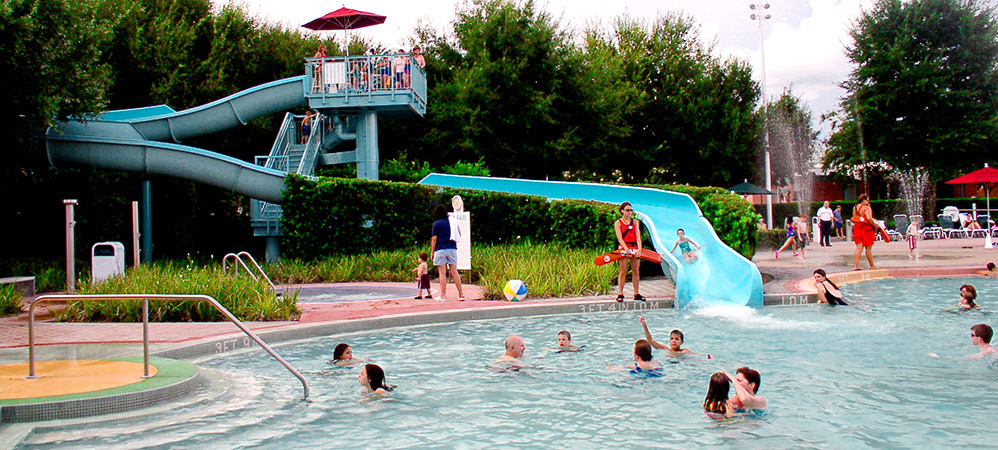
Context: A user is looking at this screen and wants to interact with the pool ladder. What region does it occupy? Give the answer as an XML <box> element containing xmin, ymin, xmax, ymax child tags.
<box><xmin>223</xmin><ymin>251</ymin><xmax>276</xmax><ymax>291</ymax></box>
<box><xmin>26</xmin><ymin>294</ymin><xmax>309</xmax><ymax>400</ymax></box>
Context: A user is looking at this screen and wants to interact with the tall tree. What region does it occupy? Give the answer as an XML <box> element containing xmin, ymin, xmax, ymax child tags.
<box><xmin>826</xmin><ymin>0</ymin><xmax>998</xmax><ymax>180</ymax></box>
<box><xmin>614</xmin><ymin>16</ymin><xmax>761</xmax><ymax>186</ymax></box>
<box><xmin>1</xmin><ymin>0</ymin><xmax>117</xmax><ymax>163</ymax></box>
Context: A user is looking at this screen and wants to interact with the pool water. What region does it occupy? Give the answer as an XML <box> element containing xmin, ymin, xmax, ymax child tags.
<box><xmin>17</xmin><ymin>277</ymin><xmax>998</xmax><ymax>449</ymax></box>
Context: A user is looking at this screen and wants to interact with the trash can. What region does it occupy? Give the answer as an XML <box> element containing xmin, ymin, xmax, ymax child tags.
<box><xmin>812</xmin><ymin>216</ymin><xmax>821</xmax><ymax>243</ymax></box>
<box><xmin>92</xmin><ymin>242</ymin><xmax>125</xmax><ymax>283</ymax></box>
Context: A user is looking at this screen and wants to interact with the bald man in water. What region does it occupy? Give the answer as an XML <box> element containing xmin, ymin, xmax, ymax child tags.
<box><xmin>497</xmin><ymin>335</ymin><xmax>526</xmax><ymax>367</ymax></box>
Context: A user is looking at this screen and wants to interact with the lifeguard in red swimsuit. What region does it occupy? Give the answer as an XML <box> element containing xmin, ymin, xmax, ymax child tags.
<box><xmin>614</xmin><ymin>202</ymin><xmax>646</xmax><ymax>302</ymax></box>
<box><xmin>851</xmin><ymin>194</ymin><xmax>881</xmax><ymax>270</ymax></box>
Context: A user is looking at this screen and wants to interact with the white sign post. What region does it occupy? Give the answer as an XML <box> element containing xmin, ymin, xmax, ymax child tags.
<box><xmin>450</xmin><ymin>195</ymin><xmax>472</xmax><ymax>272</ymax></box>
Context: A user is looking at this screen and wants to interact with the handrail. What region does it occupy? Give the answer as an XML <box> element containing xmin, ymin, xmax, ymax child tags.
<box><xmin>27</xmin><ymin>294</ymin><xmax>309</xmax><ymax>400</ymax></box>
<box><xmin>222</xmin><ymin>252</ymin><xmax>276</xmax><ymax>291</ymax></box>
<box><xmin>223</xmin><ymin>253</ymin><xmax>258</xmax><ymax>281</ymax></box>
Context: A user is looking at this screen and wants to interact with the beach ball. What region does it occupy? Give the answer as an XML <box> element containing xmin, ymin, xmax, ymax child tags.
<box><xmin>503</xmin><ymin>279</ymin><xmax>528</xmax><ymax>301</ymax></box>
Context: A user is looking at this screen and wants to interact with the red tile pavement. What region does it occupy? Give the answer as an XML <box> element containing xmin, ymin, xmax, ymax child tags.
<box><xmin>0</xmin><ymin>282</ymin><xmax>642</xmax><ymax>348</ymax></box>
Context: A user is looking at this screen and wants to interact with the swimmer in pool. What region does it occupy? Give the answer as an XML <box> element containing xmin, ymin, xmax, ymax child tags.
<box><xmin>496</xmin><ymin>335</ymin><xmax>527</xmax><ymax>368</ymax></box>
<box><xmin>984</xmin><ymin>262</ymin><xmax>997</xmax><ymax>278</ymax></box>
<box><xmin>703</xmin><ymin>372</ymin><xmax>735</xmax><ymax>419</ymax></box>
<box><xmin>556</xmin><ymin>330</ymin><xmax>581</xmax><ymax>352</ymax></box>
<box><xmin>969</xmin><ymin>324</ymin><xmax>997</xmax><ymax>358</ymax></box>
<box><xmin>638</xmin><ymin>316</ymin><xmax>711</xmax><ymax>358</ymax></box>
<box><xmin>813</xmin><ymin>269</ymin><xmax>848</xmax><ymax>305</ymax></box>
<box><xmin>328</xmin><ymin>343</ymin><xmax>370</xmax><ymax>366</ymax></box>
<box><xmin>954</xmin><ymin>284</ymin><xmax>980</xmax><ymax>310</ymax></box>
<box><xmin>609</xmin><ymin>339</ymin><xmax>661</xmax><ymax>372</ymax></box>
<box><xmin>670</xmin><ymin>228</ymin><xmax>702</xmax><ymax>263</ymax></box>
<box><xmin>359</xmin><ymin>363</ymin><xmax>395</xmax><ymax>397</ymax></box>
<box><xmin>723</xmin><ymin>367</ymin><xmax>767</xmax><ymax>411</ymax></box>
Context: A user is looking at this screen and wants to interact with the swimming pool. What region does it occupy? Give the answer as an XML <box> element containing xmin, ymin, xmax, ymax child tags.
<box><xmin>15</xmin><ymin>277</ymin><xmax>998</xmax><ymax>449</ymax></box>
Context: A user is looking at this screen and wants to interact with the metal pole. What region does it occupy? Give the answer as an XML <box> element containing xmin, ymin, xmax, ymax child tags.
<box><xmin>141</xmin><ymin>180</ymin><xmax>152</xmax><ymax>264</ymax></box>
<box><xmin>64</xmin><ymin>199</ymin><xmax>77</xmax><ymax>292</ymax></box>
<box><xmin>751</xmin><ymin>4</ymin><xmax>774</xmax><ymax>229</ymax></box>
<box><xmin>132</xmin><ymin>201</ymin><xmax>141</xmax><ymax>267</ymax></box>
<box><xmin>143</xmin><ymin>298</ymin><xmax>150</xmax><ymax>377</ymax></box>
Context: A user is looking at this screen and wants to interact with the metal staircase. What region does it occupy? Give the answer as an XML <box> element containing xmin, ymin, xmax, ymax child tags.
<box><xmin>250</xmin><ymin>112</ymin><xmax>323</xmax><ymax>237</ymax></box>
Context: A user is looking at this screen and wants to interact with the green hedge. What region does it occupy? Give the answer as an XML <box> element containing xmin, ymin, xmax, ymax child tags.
<box><xmin>282</xmin><ymin>176</ymin><xmax>620</xmax><ymax>259</ymax></box>
<box><xmin>283</xmin><ymin>176</ymin><xmax>758</xmax><ymax>260</ymax></box>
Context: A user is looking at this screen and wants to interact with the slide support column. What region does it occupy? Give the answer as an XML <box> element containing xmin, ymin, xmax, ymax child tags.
<box><xmin>355</xmin><ymin>110</ymin><xmax>379</xmax><ymax>180</ymax></box>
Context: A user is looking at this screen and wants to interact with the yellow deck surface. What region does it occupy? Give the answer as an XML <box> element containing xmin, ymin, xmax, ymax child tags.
<box><xmin>0</xmin><ymin>360</ymin><xmax>157</xmax><ymax>400</ymax></box>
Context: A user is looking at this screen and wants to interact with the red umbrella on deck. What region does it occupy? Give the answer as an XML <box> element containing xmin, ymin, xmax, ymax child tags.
<box><xmin>302</xmin><ymin>7</ymin><xmax>386</xmax><ymax>56</ymax></box>
<box><xmin>945</xmin><ymin>164</ymin><xmax>998</xmax><ymax>247</ymax></box>
<box><xmin>944</xmin><ymin>164</ymin><xmax>998</xmax><ymax>185</ymax></box>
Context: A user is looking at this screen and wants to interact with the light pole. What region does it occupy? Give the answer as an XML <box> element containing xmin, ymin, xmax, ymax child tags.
<box><xmin>750</xmin><ymin>3</ymin><xmax>773</xmax><ymax>229</ymax></box>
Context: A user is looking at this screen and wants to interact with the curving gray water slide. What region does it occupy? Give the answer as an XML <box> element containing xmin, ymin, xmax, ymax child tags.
<box><xmin>44</xmin><ymin>76</ymin><xmax>308</xmax><ymax>203</ymax></box>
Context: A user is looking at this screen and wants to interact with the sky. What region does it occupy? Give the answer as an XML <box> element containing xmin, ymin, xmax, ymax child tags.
<box><xmin>220</xmin><ymin>0</ymin><xmax>876</xmax><ymax>134</ymax></box>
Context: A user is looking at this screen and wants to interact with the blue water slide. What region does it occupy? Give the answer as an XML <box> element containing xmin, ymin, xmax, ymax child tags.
<box><xmin>418</xmin><ymin>174</ymin><xmax>763</xmax><ymax>308</ymax></box>
<box><xmin>43</xmin><ymin>77</ymin><xmax>310</xmax><ymax>203</ymax></box>
<box><xmin>120</xmin><ymin>76</ymin><xmax>308</xmax><ymax>142</ymax></box>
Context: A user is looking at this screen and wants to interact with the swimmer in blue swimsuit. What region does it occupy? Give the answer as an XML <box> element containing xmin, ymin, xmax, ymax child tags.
<box><xmin>670</xmin><ymin>228</ymin><xmax>702</xmax><ymax>263</ymax></box>
<box><xmin>609</xmin><ymin>339</ymin><xmax>662</xmax><ymax>372</ymax></box>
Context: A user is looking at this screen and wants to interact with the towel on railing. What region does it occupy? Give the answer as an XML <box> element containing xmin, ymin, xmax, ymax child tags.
<box><xmin>323</xmin><ymin>62</ymin><xmax>346</xmax><ymax>90</ymax></box>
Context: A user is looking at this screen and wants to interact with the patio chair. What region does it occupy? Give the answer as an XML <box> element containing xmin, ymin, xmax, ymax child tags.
<box><xmin>938</xmin><ymin>214</ymin><xmax>967</xmax><ymax>239</ymax></box>
<box><xmin>893</xmin><ymin>214</ymin><xmax>909</xmax><ymax>241</ymax></box>
<box><xmin>911</xmin><ymin>215</ymin><xmax>941</xmax><ymax>240</ymax></box>
<box><xmin>969</xmin><ymin>216</ymin><xmax>993</xmax><ymax>238</ymax></box>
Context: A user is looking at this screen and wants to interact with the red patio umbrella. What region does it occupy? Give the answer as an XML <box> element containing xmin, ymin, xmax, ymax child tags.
<box><xmin>302</xmin><ymin>7</ymin><xmax>387</xmax><ymax>57</ymax></box>
<box><xmin>945</xmin><ymin>163</ymin><xmax>998</xmax><ymax>247</ymax></box>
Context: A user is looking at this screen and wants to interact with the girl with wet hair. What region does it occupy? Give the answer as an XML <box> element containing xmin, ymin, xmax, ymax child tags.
<box><xmin>704</xmin><ymin>372</ymin><xmax>734</xmax><ymax>419</ymax></box>
<box><xmin>329</xmin><ymin>343</ymin><xmax>369</xmax><ymax>366</ymax></box>
<box><xmin>813</xmin><ymin>269</ymin><xmax>848</xmax><ymax>305</ymax></box>
<box><xmin>359</xmin><ymin>363</ymin><xmax>395</xmax><ymax>396</ymax></box>
<box><xmin>956</xmin><ymin>284</ymin><xmax>979</xmax><ymax>310</ymax></box>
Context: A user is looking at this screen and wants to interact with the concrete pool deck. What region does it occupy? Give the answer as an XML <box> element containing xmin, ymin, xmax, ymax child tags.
<box><xmin>0</xmin><ymin>236</ymin><xmax>994</xmax><ymax>410</ymax></box>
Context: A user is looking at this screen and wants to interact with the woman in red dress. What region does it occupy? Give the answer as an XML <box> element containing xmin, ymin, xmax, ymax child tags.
<box><xmin>851</xmin><ymin>194</ymin><xmax>882</xmax><ymax>270</ymax></box>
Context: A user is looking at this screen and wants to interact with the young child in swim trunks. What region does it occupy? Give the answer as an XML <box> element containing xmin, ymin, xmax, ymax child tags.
<box><xmin>905</xmin><ymin>221</ymin><xmax>919</xmax><ymax>259</ymax></box>
<box><xmin>670</xmin><ymin>228</ymin><xmax>702</xmax><ymax>263</ymax></box>
<box><xmin>638</xmin><ymin>316</ymin><xmax>711</xmax><ymax>358</ymax></box>
<box><xmin>412</xmin><ymin>252</ymin><xmax>431</xmax><ymax>299</ymax></box>
<box><xmin>556</xmin><ymin>330</ymin><xmax>581</xmax><ymax>352</ymax></box>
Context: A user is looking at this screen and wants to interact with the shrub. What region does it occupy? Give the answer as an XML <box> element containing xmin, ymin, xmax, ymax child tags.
<box><xmin>756</xmin><ymin>229</ymin><xmax>789</xmax><ymax>250</ymax></box>
<box><xmin>281</xmin><ymin>176</ymin><xmax>620</xmax><ymax>260</ymax></box>
<box><xmin>0</xmin><ymin>284</ymin><xmax>22</xmax><ymax>316</ymax></box>
<box><xmin>0</xmin><ymin>258</ymin><xmax>65</xmax><ymax>293</ymax></box>
<box><xmin>56</xmin><ymin>262</ymin><xmax>299</xmax><ymax>322</ymax></box>
<box><xmin>380</xmin><ymin>152</ymin><xmax>433</xmax><ymax>182</ymax></box>
<box><xmin>267</xmin><ymin>243</ymin><xmax>615</xmax><ymax>300</ymax></box>
<box><xmin>441</xmin><ymin>159</ymin><xmax>491</xmax><ymax>177</ymax></box>
<box><xmin>283</xmin><ymin>176</ymin><xmax>758</xmax><ymax>260</ymax></box>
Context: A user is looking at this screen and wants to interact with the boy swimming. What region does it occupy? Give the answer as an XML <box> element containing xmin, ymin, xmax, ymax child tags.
<box><xmin>556</xmin><ymin>330</ymin><xmax>581</xmax><ymax>352</ymax></box>
<box><xmin>638</xmin><ymin>316</ymin><xmax>711</xmax><ymax>358</ymax></box>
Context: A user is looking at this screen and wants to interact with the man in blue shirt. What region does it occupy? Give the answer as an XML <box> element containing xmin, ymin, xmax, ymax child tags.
<box><xmin>430</xmin><ymin>205</ymin><xmax>465</xmax><ymax>301</ymax></box>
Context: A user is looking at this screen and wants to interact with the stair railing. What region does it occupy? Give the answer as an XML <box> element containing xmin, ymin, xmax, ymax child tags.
<box><xmin>27</xmin><ymin>294</ymin><xmax>309</xmax><ymax>400</ymax></box>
